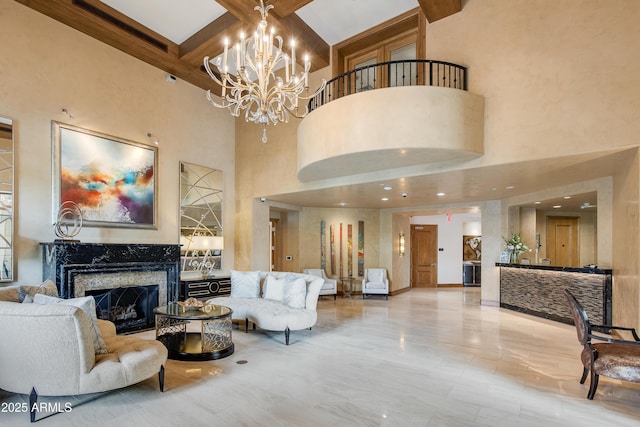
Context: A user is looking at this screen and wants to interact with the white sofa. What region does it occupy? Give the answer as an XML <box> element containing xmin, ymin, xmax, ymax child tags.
<box><xmin>303</xmin><ymin>268</ymin><xmax>337</xmax><ymax>299</ymax></box>
<box><xmin>362</xmin><ymin>268</ymin><xmax>389</xmax><ymax>299</ymax></box>
<box><xmin>207</xmin><ymin>271</ymin><xmax>323</xmax><ymax>345</ymax></box>
<box><xmin>0</xmin><ymin>285</ymin><xmax>167</xmax><ymax>422</ymax></box>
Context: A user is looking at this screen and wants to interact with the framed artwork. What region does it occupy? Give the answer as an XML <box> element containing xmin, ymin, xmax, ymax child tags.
<box><xmin>463</xmin><ymin>235</ymin><xmax>481</xmax><ymax>261</ymax></box>
<box><xmin>52</xmin><ymin>122</ymin><xmax>157</xmax><ymax>229</ymax></box>
<box><xmin>500</xmin><ymin>251</ymin><xmax>511</xmax><ymax>263</ymax></box>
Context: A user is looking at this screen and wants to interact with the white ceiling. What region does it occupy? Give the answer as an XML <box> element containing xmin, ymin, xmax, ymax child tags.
<box><xmin>100</xmin><ymin>0</ymin><xmax>419</xmax><ymax>46</ymax></box>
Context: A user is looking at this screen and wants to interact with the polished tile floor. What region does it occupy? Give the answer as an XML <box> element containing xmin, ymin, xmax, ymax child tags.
<box><xmin>2</xmin><ymin>288</ymin><xmax>640</xmax><ymax>426</ymax></box>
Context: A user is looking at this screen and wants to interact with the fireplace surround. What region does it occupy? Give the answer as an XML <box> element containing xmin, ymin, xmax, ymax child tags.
<box><xmin>41</xmin><ymin>242</ymin><xmax>180</xmax><ymax>333</ymax></box>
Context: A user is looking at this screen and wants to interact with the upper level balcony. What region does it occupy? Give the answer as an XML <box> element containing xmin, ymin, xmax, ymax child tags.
<box><xmin>297</xmin><ymin>60</ymin><xmax>485</xmax><ymax>182</ymax></box>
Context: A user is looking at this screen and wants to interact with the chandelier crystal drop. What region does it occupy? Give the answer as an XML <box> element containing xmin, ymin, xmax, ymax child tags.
<box><xmin>204</xmin><ymin>0</ymin><xmax>326</xmax><ymax>143</ymax></box>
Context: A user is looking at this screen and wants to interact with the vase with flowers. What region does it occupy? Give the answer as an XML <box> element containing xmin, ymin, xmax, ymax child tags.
<box><xmin>503</xmin><ymin>233</ymin><xmax>529</xmax><ymax>264</ymax></box>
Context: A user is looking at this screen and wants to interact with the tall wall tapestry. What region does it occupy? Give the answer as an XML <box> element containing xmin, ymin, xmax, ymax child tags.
<box><xmin>339</xmin><ymin>223</ymin><xmax>344</xmax><ymax>278</ymax></box>
<box><xmin>330</xmin><ymin>224</ymin><xmax>336</xmax><ymax>275</ymax></box>
<box><xmin>358</xmin><ymin>221</ymin><xmax>364</xmax><ymax>276</ymax></box>
<box><xmin>347</xmin><ymin>224</ymin><xmax>353</xmax><ymax>277</ymax></box>
<box><xmin>463</xmin><ymin>235</ymin><xmax>482</xmax><ymax>261</ymax></box>
<box><xmin>52</xmin><ymin>122</ymin><xmax>157</xmax><ymax>229</ymax></box>
<box><xmin>320</xmin><ymin>220</ymin><xmax>326</xmax><ymax>270</ymax></box>
<box><xmin>324</xmin><ymin>221</ymin><xmax>365</xmax><ymax>277</ymax></box>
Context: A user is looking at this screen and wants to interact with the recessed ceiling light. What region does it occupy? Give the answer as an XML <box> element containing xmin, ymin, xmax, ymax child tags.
<box><xmin>506</xmin><ymin>186</ymin><xmax>515</xmax><ymax>190</ymax></box>
<box><xmin>339</xmin><ymin>202</ymin><xmax>346</xmax><ymax>206</ymax></box>
<box><xmin>381</xmin><ymin>197</ymin><xmax>389</xmax><ymax>201</ymax></box>
<box><xmin>383</xmin><ymin>186</ymin><xmax>392</xmax><ymax>191</ymax></box>
<box><xmin>436</xmin><ymin>192</ymin><xmax>445</xmax><ymax>196</ymax></box>
<box><xmin>553</xmin><ymin>205</ymin><xmax>562</xmax><ymax>209</ymax></box>
<box><xmin>563</xmin><ymin>196</ymin><xmax>572</xmax><ymax>199</ymax></box>
<box><xmin>534</xmin><ymin>201</ymin><xmax>541</xmax><ymax>204</ymax></box>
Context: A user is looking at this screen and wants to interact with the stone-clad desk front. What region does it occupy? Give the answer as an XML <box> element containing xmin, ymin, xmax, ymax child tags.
<box><xmin>497</xmin><ymin>263</ymin><xmax>612</xmax><ymax>325</ymax></box>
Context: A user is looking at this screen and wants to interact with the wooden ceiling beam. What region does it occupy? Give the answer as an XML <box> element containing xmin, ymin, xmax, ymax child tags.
<box><xmin>417</xmin><ymin>0</ymin><xmax>462</xmax><ymax>23</ymax></box>
<box><xmin>215</xmin><ymin>0</ymin><xmax>329</xmax><ymax>70</ymax></box>
<box><xmin>179</xmin><ymin>12</ymin><xmax>248</xmax><ymax>67</ymax></box>
<box><xmin>269</xmin><ymin>0</ymin><xmax>314</xmax><ymax>17</ymax></box>
<box><xmin>15</xmin><ymin>0</ymin><xmax>217</xmax><ymax>91</ymax></box>
<box><xmin>16</xmin><ymin>0</ymin><xmax>329</xmax><ymax>93</ymax></box>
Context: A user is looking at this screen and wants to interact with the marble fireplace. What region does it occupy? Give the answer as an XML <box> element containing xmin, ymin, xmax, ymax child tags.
<box><xmin>41</xmin><ymin>242</ymin><xmax>180</xmax><ymax>333</ymax></box>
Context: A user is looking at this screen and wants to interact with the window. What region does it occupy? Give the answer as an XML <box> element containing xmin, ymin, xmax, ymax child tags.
<box><xmin>332</xmin><ymin>8</ymin><xmax>426</xmax><ymax>80</ymax></box>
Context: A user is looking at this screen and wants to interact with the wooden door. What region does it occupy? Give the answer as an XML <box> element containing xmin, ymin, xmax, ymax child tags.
<box><xmin>411</xmin><ymin>224</ymin><xmax>438</xmax><ymax>287</ymax></box>
<box><xmin>269</xmin><ymin>219</ymin><xmax>280</xmax><ymax>272</ymax></box>
<box><xmin>546</xmin><ymin>217</ymin><xmax>579</xmax><ymax>267</ymax></box>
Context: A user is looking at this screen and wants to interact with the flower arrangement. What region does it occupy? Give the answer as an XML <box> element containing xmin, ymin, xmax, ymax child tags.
<box><xmin>503</xmin><ymin>233</ymin><xmax>529</xmax><ymax>262</ymax></box>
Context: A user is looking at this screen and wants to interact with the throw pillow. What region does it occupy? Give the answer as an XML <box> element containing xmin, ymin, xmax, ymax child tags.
<box><xmin>18</xmin><ymin>279</ymin><xmax>58</xmax><ymax>303</ymax></box>
<box><xmin>33</xmin><ymin>294</ymin><xmax>108</xmax><ymax>355</ymax></box>
<box><xmin>230</xmin><ymin>270</ymin><xmax>261</xmax><ymax>298</ymax></box>
<box><xmin>283</xmin><ymin>277</ymin><xmax>307</xmax><ymax>309</ymax></box>
<box><xmin>0</xmin><ymin>286</ymin><xmax>20</xmax><ymax>302</ymax></box>
<box><xmin>263</xmin><ymin>274</ymin><xmax>286</xmax><ymax>302</ymax></box>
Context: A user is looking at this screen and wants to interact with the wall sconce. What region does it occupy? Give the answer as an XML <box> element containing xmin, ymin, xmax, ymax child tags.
<box><xmin>399</xmin><ymin>233</ymin><xmax>405</xmax><ymax>256</ymax></box>
<box><xmin>146</xmin><ymin>132</ymin><xmax>160</xmax><ymax>145</ymax></box>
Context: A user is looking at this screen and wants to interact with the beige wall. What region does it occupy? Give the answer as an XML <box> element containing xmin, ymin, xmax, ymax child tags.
<box><xmin>390</xmin><ymin>212</ymin><xmax>411</xmax><ymax>293</ymax></box>
<box><xmin>0</xmin><ymin>2</ymin><xmax>235</xmax><ymax>284</ymax></box>
<box><xmin>298</xmin><ymin>207</ymin><xmax>380</xmax><ymax>292</ymax></box>
<box><xmin>534</xmin><ymin>210</ymin><xmax>597</xmax><ymax>265</ymax></box>
<box><xmin>612</xmin><ymin>152</ymin><xmax>640</xmax><ymax>328</ymax></box>
<box><xmin>426</xmin><ymin>0</ymin><xmax>640</xmax><ymax>164</ymax></box>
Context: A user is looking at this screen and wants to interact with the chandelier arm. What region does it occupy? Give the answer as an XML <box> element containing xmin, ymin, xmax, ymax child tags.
<box><xmin>204</xmin><ymin>0</ymin><xmax>325</xmax><ymax>142</ymax></box>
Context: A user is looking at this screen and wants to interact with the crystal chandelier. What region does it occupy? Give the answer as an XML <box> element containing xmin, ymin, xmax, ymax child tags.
<box><xmin>203</xmin><ymin>0</ymin><xmax>325</xmax><ymax>143</ymax></box>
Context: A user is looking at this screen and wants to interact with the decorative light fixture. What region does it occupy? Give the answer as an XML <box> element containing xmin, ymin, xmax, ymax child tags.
<box><xmin>399</xmin><ymin>233</ymin><xmax>405</xmax><ymax>256</ymax></box>
<box><xmin>203</xmin><ymin>0</ymin><xmax>325</xmax><ymax>143</ymax></box>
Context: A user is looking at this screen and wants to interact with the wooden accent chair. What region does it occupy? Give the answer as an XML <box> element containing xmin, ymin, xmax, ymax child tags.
<box><xmin>564</xmin><ymin>289</ymin><xmax>640</xmax><ymax>399</ymax></box>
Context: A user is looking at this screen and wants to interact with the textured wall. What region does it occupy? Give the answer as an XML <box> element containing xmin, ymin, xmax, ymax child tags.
<box><xmin>500</xmin><ymin>267</ymin><xmax>611</xmax><ymax>325</ymax></box>
<box><xmin>0</xmin><ymin>2</ymin><xmax>235</xmax><ymax>284</ymax></box>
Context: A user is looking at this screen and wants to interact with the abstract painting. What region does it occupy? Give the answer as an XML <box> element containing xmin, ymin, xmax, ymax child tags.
<box><xmin>320</xmin><ymin>220</ymin><xmax>326</xmax><ymax>270</ymax></box>
<box><xmin>358</xmin><ymin>221</ymin><xmax>364</xmax><ymax>276</ymax></box>
<box><xmin>53</xmin><ymin>122</ymin><xmax>157</xmax><ymax>228</ymax></box>
<box><xmin>347</xmin><ymin>224</ymin><xmax>353</xmax><ymax>277</ymax></box>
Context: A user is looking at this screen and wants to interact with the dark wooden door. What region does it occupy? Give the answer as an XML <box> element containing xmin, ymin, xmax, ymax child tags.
<box><xmin>411</xmin><ymin>224</ymin><xmax>438</xmax><ymax>287</ymax></box>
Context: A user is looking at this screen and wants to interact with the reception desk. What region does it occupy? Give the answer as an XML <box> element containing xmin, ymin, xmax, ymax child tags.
<box><xmin>497</xmin><ymin>263</ymin><xmax>612</xmax><ymax>325</ymax></box>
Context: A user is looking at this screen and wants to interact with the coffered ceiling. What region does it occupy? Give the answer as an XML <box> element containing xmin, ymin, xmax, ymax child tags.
<box><xmin>15</xmin><ymin>0</ymin><xmax>462</xmax><ymax>92</ymax></box>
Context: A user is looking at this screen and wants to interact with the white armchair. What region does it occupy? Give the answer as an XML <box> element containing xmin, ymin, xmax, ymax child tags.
<box><xmin>303</xmin><ymin>268</ymin><xmax>337</xmax><ymax>300</ymax></box>
<box><xmin>0</xmin><ymin>299</ymin><xmax>167</xmax><ymax>422</ymax></box>
<box><xmin>362</xmin><ymin>268</ymin><xmax>389</xmax><ymax>299</ymax></box>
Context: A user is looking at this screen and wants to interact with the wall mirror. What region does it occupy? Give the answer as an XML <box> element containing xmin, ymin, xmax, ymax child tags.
<box><xmin>0</xmin><ymin>117</ymin><xmax>13</xmax><ymax>281</ymax></box>
<box><xmin>180</xmin><ymin>162</ymin><xmax>223</xmax><ymax>278</ymax></box>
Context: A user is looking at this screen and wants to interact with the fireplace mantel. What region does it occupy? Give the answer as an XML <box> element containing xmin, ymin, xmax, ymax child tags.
<box><xmin>41</xmin><ymin>242</ymin><xmax>180</xmax><ymax>303</ymax></box>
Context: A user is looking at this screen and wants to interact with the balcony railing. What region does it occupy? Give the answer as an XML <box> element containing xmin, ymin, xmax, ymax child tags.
<box><xmin>308</xmin><ymin>59</ymin><xmax>467</xmax><ymax>112</ymax></box>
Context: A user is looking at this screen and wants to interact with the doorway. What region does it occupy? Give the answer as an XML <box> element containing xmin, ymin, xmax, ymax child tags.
<box><xmin>269</xmin><ymin>219</ymin><xmax>280</xmax><ymax>272</ymax></box>
<box><xmin>546</xmin><ymin>216</ymin><xmax>580</xmax><ymax>267</ymax></box>
<box><xmin>411</xmin><ymin>224</ymin><xmax>438</xmax><ymax>287</ymax></box>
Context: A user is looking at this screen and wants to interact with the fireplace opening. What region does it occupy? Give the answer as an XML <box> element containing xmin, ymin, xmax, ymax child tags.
<box><xmin>87</xmin><ymin>285</ymin><xmax>159</xmax><ymax>334</ymax></box>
